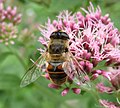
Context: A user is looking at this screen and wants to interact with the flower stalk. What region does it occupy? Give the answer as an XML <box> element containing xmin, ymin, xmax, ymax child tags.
<box><xmin>7</xmin><ymin>45</ymin><xmax>27</xmax><ymax>69</ymax></box>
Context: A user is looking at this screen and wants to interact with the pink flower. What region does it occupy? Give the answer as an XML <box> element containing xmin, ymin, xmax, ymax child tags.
<box><xmin>108</xmin><ymin>66</ymin><xmax>120</xmax><ymax>90</ymax></box>
<box><xmin>101</xmin><ymin>71</ymin><xmax>112</xmax><ymax>81</ymax></box>
<box><xmin>61</xmin><ymin>88</ymin><xmax>70</xmax><ymax>96</ymax></box>
<box><xmin>38</xmin><ymin>2</ymin><xmax>120</xmax><ymax>97</ymax></box>
<box><xmin>72</xmin><ymin>88</ymin><xmax>81</xmax><ymax>94</ymax></box>
<box><xmin>96</xmin><ymin>83</ymin><xmax>113</xmax><ymax>93</ymax></box>
<box><xmin>39</xmin><ymin>3</ymin><xmax>120</xmax><ymax>65</ymax></box>
<box><xmin>99</xmin><ymin>99</ymin><xmax>120</xmax><ymax>108</ymax></box>
<box><xmin>0</xmin><ymin>2</ymin><xmax>21</xmax><ymax>45</ymax></box>
<box><xmin>42</xmin><ymin>73</ymin><xmax>50</xmax><ymax>80</ymax></box>
<box><xmin>48</xmin><ymin>83</ymin><xmax>61</xmax><ymax>89</ymax></box>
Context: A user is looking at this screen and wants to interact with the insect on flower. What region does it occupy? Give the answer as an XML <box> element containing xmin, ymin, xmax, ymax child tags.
<box><xmin>20</xmin><ymin>30</ymin><xmax>90</xmax><ymax>87</ymax></box>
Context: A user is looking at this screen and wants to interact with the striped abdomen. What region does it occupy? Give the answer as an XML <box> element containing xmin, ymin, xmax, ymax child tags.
<box><xmin>47</xmin><ymin>62</ymin><xmax>67</xmax><ymax>85</ymax></box>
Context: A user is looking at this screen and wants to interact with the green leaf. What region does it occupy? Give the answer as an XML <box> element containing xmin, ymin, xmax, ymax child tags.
<box><xmin>0</xmin><ymin>74</ymin><xmax>20</xmax><ymax>90</ymax></box>
<box><xmin>30</xmin><ymin>0</ymin><xmax>51</xmax><ymax>7</ymax></box>
<box><xmin>49</xmin><ymin>0</ymin><xmax>82</xmax><ymax>13</ymax></box>
<box><xmin>81</xmin><ymin>90</ymin><xmax>86</xmax><ymax>95</ymax></box>
<box><xmin>93</xmin><ymin>60</ymin><xmax>107</xmax><ymax>70</ymax></box>
<box><xmin>0</xmin><ymin>52</ymin><xmax>13</xmax><ymax>65</ymax></box>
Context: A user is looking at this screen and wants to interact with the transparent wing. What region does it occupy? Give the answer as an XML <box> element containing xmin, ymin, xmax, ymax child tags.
<box><xmin>62</xmin><ymin>52</ymin><xmax>91</xmax><ymax>87</ymax></box>
<box><xmin>20</xmin><ymin>53</ymin><xmax>46</xmax><ymax>87</ymax></box>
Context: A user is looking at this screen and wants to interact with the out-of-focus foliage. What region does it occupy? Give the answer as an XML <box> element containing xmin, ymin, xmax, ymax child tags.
<box><xmin>0</xmin><ymin>0</ymin><xmax>120</xmax><ymax>108</ymax></box>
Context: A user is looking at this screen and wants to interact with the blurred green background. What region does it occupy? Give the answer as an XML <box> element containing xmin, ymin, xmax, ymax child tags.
<box><xmin>0</xmin><ymin>0</ymin><xmax>120</xmax><ymax>108</ymax></box>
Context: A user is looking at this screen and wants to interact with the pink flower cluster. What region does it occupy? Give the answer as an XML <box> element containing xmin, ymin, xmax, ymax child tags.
<box><xmin>38</xmin><ymin>2</ymin><xmax>120</xmax><ymax>106</ymax></box>
<box><xmin>0</xmin><ymin>2</ymin><xmax>21</xmax><ymax>45</ymax></box>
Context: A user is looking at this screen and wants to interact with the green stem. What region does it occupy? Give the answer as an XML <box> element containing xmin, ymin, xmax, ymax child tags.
<box><xmin>6</xmin><ymin>45</ymin><xmax>27</xmax><ymax>69</ymax></box>
<box><xmin>80</xmin><ymin>83</ymin><xmax>100</xmax><ymax>106</ymax></box>
<box><xmin>116</xmin><ymin>90</ymin><xmax>120</xmax><ymax>105</ymax></box>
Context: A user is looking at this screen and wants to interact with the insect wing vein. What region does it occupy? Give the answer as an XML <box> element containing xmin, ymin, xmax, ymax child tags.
<box><xmin>63</xmin><ymin>52</ymin><xmax>91</xmax><ymax>87</ymax></box>
<box><xmin>20</xmin><ymin>54</ymin><xmax>46</xmax><ymax>87</ymax></box>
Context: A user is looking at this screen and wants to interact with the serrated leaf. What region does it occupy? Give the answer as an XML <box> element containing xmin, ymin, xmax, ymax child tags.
<box><xmin>0</xmin><ymin>74</ymin><xmax>20</xmax><ymax>90</ymax></box>
<box><xmin>0</xmin><ymin>52</ymin><xmax>13</xmax><ymax>64</ymax></box>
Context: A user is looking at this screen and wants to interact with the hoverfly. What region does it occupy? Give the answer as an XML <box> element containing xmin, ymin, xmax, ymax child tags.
<box><xmin>20</xmin><ymin>30</ymin><xmax>90</xmax><ymax>87</ymax></box>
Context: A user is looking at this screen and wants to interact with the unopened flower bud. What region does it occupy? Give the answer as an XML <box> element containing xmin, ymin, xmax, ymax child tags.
<box><xmin>111</xmin><ymin>72</ymin><xmax>120</xmax><ymax>90</ymax></box>
<box><xmin>96</xmin><ymin>70</ymin><xmax>102</xmax><ymax>74</ymax></box>
<box><xmin>76</xmin><ymin>12</ymin><xmax>84</xmax><ymax>21</ymax></box>
<box><xmin>61</xmin><ymin>88</ymin><xmax>69</xmax><ymax>96</ymax></box>
<box><xmin>91</xmin><ymin>73</ymin><xmax>99</xmax><ymax>80</ymax></box>
<box><xmin>17</xmin><ymin>14</ymin><xmax>22</xmax><ymax>20</ymax></box>
<box><xmin>92</xmin><ymin>59</ymin><xmax>100</xmax><ymax>67</ymax></box>
<box><xmin>95</xmin><ymin>11</ymin><xmax>101</xmax><ymax>20</ymax></box>
<box><xmin>7</xmin><ymin>14</ymin><xmax>12</xmax><ymax>20</ymax></box>
<box><xmin>7</xmin><ymin>6</ymin><xmax>11</xmax><ymax>12</ymax></box>
<box><xmin>85</xmin><ymin>61</ymin><xmax>93</xmax><ymax>72</ymax></box>
<box><xmin>79</xmin><ymin>61</ymin><xmax>85</xmax><ymax>67</ymax></box>
<box><xmin>3</xmin><ymin>10</ymin><xmax>7</xmax><ymax>16</ymax></box>
<box><xmin>42</xmin><ymin>73</ymin><xmax>50</xmax><ymax>80</ymax></box>
<box><xmin>48</xmin><ymin>83</ymin><xmax>61</xmax><ymax>89</ymax></box>
<box><xmin>101</xmin><ymin>71</ymin><xmax>111</xmax><ymax>81</ymax></box>
<box><xmin>96</xmin><ymin>83</ymin><xmax>113</xmax><ymax>93</ymax></box>
<box><xmin>101</xmin><ymin>14</ymin><xmax>110</xmax><ymax>25</ymax></box>
<box><xmin>86</xmin><ymin>53</ymin><xmax>91</xmax><ymax>60</ymax></box>
<box><xmin>53</xmin><ymin>20</ymin><xmax>58</xmax><ymax>26</ymax></box>
<box><xmin>84</xmin><ymin>75</ymin><xmax>90</xmax><ymax>81</ymax></box>
<box><xmin>72</xmin><ymin>88</ymin><xmax>81</xmax><ymax>94</ymax></box>
<box><xmin>13</xmin><ymin>14</ymin><xmax>22</xmax><ymax>24</ymax></box>
<box><xmin>11</xmin><ymin>7</ymin><xmax>17</xmax><ymax>16</ymax></box>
